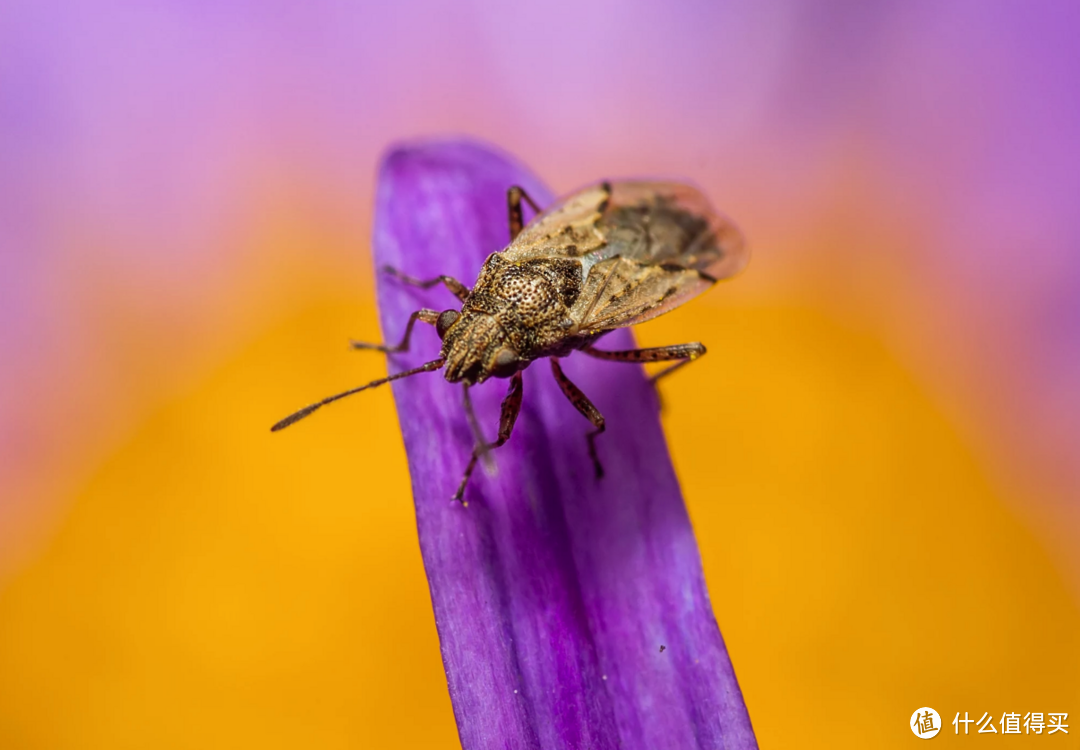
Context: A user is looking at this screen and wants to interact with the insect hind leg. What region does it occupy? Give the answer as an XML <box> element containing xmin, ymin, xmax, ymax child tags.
<box><xmin>350</xmin><ymin>308</ymin><xmax>439</xmax><ymax>354</ymax></box>
<box><xmin>550</xmin><ymin>358</ymin><xmax>606</xmax><ymax>479</ymax></box>
<box><xmin>583</xmin><ymin>342</ymin><xmax>706</xmax><ymax>383</ymax></box>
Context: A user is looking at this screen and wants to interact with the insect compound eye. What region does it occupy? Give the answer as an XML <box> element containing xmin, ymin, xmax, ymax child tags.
<box><xmin>491</xmin><ymin>347</ymin><xmax>519</xmax><ymax>378</ymax></box>
<box><xmin>436</xmin><ymin>309</ymin><xmax>460</xmax><ymax>338</ymax></box>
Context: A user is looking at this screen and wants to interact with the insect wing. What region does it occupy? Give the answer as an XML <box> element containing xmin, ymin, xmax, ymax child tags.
<box><xmin>500</xmin><ymin>180</ymin><xmax>747</xmax><ymax>333</ymax></box>
<box><xmin>593</xmin><ymin>181</ymin><xmax>746</xmax><ymax>279</ymax></box>
<box><xmin>504</xmin><ymin>180</ymin><xmax>746</xmax><ymax>277</ymax></box>
<box><xmin>574</xmin><ymin>181</ymin><xmax>746</xmax><ymax>332</ymax></box>
<box><xmin>500</xmin><ymin>182</ymin><xmax>613</xmax><ymax>262</ymax></box>
<box><xmin>573</xmin><ymin>257</ymin><xmax>710</xmax><ymax>333</ymax></box>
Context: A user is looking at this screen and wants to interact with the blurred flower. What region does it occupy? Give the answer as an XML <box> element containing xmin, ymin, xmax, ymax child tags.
<box><xmin>372</xmin><ymin>139</ymin><xmax>756</xmax><ymax>749</ymax></box>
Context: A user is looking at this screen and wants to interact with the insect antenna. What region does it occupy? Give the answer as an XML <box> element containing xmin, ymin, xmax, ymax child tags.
<box><xmin>271</xmin><ymin>357</ymin><xmax>445</xmax><ymax>432</ymax></box>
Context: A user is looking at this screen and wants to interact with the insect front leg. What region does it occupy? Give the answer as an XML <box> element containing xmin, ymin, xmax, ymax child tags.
<box><xmin>507</xmin><ymin>185</ymin><xmax>541</xmax><ymax>241</ymax></box>
<box><xmin>350</xmin><ymin>308</ymin><xmax>439</xmax><ymax>353</ymax></box>
<box><xmin>453</xmin><ymin>371</ymin><xmax>524</xmax><ymax>504</ymax></box>
<box><xmin>381</xmin><ymin>265</ymin><xmax>470</xmax><ymax>302</ymax></box>
<box><xmin>461</xmin><ymin>384</ymin><xmax>496</xmax><ymax>473</ymax></box>
<box><xmin>583</xmin><ymin>342</ymin><xmax>707</xmax><ymax>383</ymax></box>
<box><xmin>550</xmin><ymin>358</ymin><xmax>606</xmax><ymax>479</ymax></box>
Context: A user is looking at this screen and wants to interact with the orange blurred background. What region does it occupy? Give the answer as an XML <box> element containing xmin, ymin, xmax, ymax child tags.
<box><xmin>1</xmin><ymin>2</ymin><xmax>1078</xmax><ymax>747</ymax></box>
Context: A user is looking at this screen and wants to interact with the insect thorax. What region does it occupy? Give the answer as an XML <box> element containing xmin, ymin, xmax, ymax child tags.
<box><xmin>441</xmin><ymin>254</ymin><xmax>589</xmax><ymax>383</ymax></box>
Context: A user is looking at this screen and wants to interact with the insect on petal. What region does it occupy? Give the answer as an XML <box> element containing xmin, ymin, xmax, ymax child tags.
<box><xmin>374</xmin><ymin>138</ymin><xmax>756</xmax><ymax>750</ymax></box>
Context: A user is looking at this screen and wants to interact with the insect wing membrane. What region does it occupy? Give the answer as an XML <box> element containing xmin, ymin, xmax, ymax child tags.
<box><xmin>599</xmin><ymin>181</ymin><xmax>747</xmax><ymax>280</ymax></box>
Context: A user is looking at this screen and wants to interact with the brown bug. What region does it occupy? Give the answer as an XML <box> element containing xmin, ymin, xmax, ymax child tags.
<box><xmin>272</xmin><ymin>180</ymin><xmax>747</xmax><ymax>502</ymax></box>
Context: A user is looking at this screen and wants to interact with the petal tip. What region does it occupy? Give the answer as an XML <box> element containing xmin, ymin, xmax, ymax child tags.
<box><xmin>378</xmin><ymin>136</ymin><xmax>533</xmax><ymax>183</ymax></box>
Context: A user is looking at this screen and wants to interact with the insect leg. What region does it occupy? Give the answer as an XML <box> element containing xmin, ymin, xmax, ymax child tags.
<box><xmin>550</xmin><ymin>358</ymin><xmax>606</xmax><ymax>479</ymax></box>
<box><xmin>583</xmin><ymin>342</ymin><xmax>706</xmax><ymax>383</ymax></box>
<box><xmin>453</xmin><ymin>371</ymin><xmax>524</xmax><ymax>504</ymax></box>
<box><xmin>381</xmin><ymin>265</ymin><xmax>470</xmax><ymax>302</ymax></box>
<box><xmin>350</xmin><ymin>308</ymin><xmax>439</xmax><ymax>353</ymax></box>
<box><xmin>461</xmin><ymin>384</ymin><xmax>496</xmax><ymax>473</ymax></box>
<box><xmin>507</xmin><ymin>185</ymin><xmax>542</xmax><ymax>241</ymax></box>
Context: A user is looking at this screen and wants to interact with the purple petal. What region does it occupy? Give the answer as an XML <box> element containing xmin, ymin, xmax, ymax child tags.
<box><xmin>373</xmin><ymin>138</ymin><xmax>756</xmax><ymax>750</ymax></box>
